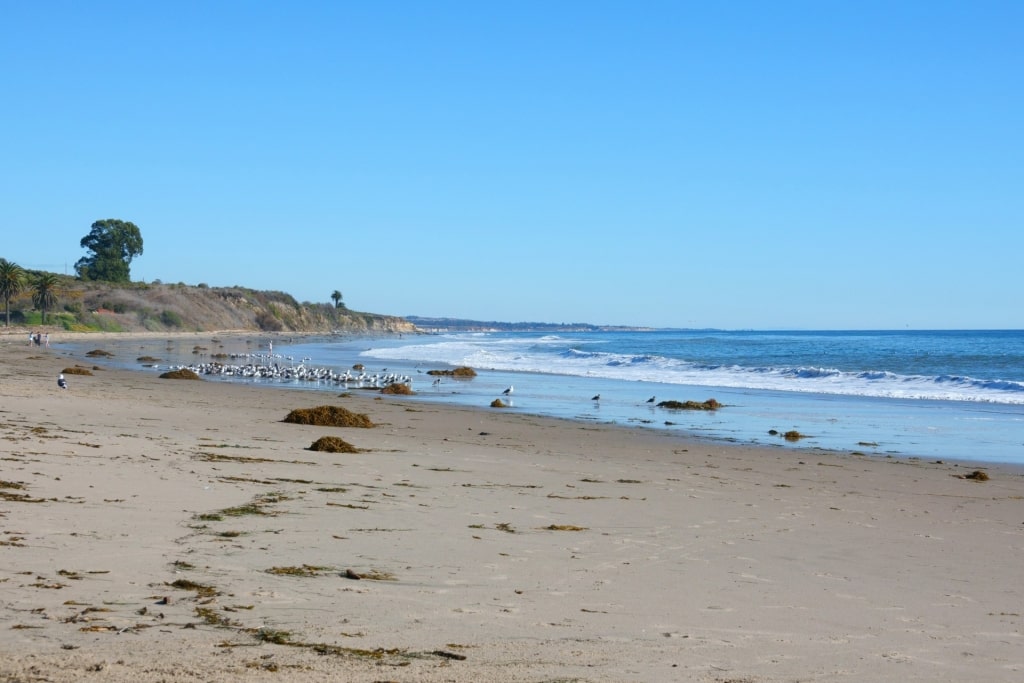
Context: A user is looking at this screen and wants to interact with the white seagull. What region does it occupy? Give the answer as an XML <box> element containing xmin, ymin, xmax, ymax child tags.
<box><xmin>502</xmin><ymin>385</ymin><xmax>514</xmax><ymax>396</ymax></box>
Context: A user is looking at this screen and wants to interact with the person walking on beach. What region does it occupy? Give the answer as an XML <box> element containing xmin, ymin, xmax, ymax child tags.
<box><xmin>44</xmin><ymin>333</ymin><xmax>49</xmax><ymax>347</ymax></box>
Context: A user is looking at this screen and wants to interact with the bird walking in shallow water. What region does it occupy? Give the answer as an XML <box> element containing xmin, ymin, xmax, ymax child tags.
<box><xmin>502</xmin><ymin>385</ymin><xmax>513</xmax><ymax>396</ymax></box>
<box><xmin>646</xmin><ymin>396</ymin><xmax>655</xmax><ymax>403</ymax></box>
<box><xmin>591</xmin><ymin>394</ymin><xmax>600</xmax><ymax>401</ymax></box>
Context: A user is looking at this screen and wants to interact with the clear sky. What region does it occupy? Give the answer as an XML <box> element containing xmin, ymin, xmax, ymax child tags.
<box><xmin>1</xmin><ymin>1</ymin><xmax>1020</xmax><ymax>329</ymax></box>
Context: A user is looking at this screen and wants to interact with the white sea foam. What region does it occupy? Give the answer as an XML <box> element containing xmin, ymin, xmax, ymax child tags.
<box><xmin>361</xmin><ymin>335</ymin><xmax>1024</xmax><ymax>405</ymax></box>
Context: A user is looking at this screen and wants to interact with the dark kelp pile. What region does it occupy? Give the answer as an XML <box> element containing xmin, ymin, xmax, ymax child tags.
<box><xmin>768</xmin><ymin>429</ymin><xmax>808</xmax><ymax>441</ymax></box>
<box><xmin>283</xmin><ymin>405</ymin><xmax>375</xmax><ymax>428</ymax></box>
<box><xmin>307</xmin><ymin>436</ymin><xmax>361</xmax><ymax>453</ymax></box>
<box><xmin>159</xmin><ymin>368</ymin><xmax>202</xmax><ymax>380</ymax></box>
<box><xmin>426</xmin><ymin>366</ymin><xmax>477</xmax><ymax>377</ymax></box>
<box><xmin>657</xmin><ymin>398</ymin><xmax>722</xmax><ymax>410</ymax></box>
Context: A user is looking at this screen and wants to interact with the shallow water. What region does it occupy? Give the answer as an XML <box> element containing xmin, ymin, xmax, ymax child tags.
<box><xmin>63</xmin><ymin>330</ymin><xmax>1024</xmax><ymax>465</ymax></box>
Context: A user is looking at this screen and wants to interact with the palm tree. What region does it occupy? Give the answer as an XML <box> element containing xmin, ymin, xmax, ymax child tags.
<box><xmin>331</xmin><ymin>290</ymin><xmax>343</xmax><ymax>308</ymax></box>
<box><xmin>31</xmin><ymin>272</ymin><xmax>60</xmax><ymax>325</ymax></box>
<box><xmin>0</xmin><ymin>259</ymin><xmax>26</xmax><ymax>327</ymax></box>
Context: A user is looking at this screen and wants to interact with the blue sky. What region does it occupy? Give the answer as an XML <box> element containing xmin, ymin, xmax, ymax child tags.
<box><xmin>1</xmin><ymin>1</ymin><xmax>1020</xmax><ymax>329</ymax></box>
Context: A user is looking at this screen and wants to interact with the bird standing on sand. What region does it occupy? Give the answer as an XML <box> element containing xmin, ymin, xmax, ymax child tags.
<box><xmin>57</xmin><ymin>374</ymin><xmax>67</xmax><ymax>390</ymax></box>
<box><xmin>502</xmin><ymin>385</ymin><xmax>513</xmax><ymax>396</ymax></box>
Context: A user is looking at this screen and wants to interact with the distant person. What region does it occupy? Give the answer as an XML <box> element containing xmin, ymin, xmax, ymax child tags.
<box><xmin>44</xmin><ymin>333</ymin><xmax>49</xmax><ymax>347</ymax></box>
<box><xmin>28</xmin><ymin>331</ymin><xmax>34</xmax><ymax>346</ymax></box>
<box><xmin>57</xmin><ymin>374</ymin><xmax>67</xmax><ymax>390</ymax></box>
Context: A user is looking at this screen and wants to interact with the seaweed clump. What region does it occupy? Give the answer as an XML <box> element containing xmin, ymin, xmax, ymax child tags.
<box><xmin>657</xmin><ymin>398</ymin><xmax>722</xmax><ymax>410</ymax></box>
<box><xmin>490</xmin><ymin>399</ymin><xmax>508</xmax><ymax>408</ymax></box>
<box><xmin>283</xmin><ymin>405</ymin><xmax>375</xmax><ymax>428</ymax></box>
<box><xmin>963</xmin><ymin>470</ymin><xmax>990</xmax><ymax>481</ymax></box>
<box><xmin>266</xmin><ymin>565</ymin><xmax>332</xmax><ymax>576</ymax></box>
<box><xmin>85</xmin><ymin>349</ymin><xmax>114</xmax><ymax>358</ymax></box>
<box><xmin>767</xmin><ymin>428</ymin><xmax>808</xmax><ymax>441</ymax></box>
<box><xmin>160</xmin><ymin>368</ymin><xmax>202</xmax><ymax>380</ymax></box>
<box><xmin>308</xmin><ymin>436</ymin><xmax>360</xmax><ymax>453</ymax></box>
<box><xmin>61</xmin><ymin>367</ymin><xmax>94</xmax><ymax>376</ymax></box>
<box><xmin>380</xmin><ymin>383</ymin><xmax>414</xmax><ymax>395</ymax></box>
<box><xmin>427</xmin><ymin>366</ymin><xmax>477</xmax><ymax>377</ymax></box>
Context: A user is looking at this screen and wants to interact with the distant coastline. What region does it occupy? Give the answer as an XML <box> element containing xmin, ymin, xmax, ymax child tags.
<box><xmin>403</xmin><ymin>315</ymin><xmax>658</xmax><ymax>333</ymax></box>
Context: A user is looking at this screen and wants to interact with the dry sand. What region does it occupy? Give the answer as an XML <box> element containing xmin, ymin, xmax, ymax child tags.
<box><xmin>1</xmin><ymin>332</ymin><xmax>1022</xmax><ymax>682</ymax></box>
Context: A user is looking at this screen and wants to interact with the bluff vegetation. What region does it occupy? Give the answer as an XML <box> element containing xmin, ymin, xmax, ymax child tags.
<box><xmin>2</xmin><ymin>273</ymin><xmax>415</xmax><ymax>335</ymax></box>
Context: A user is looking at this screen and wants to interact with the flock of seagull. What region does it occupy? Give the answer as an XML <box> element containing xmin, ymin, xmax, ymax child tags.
<box><xmin>158</xmin><ymin>353</ymin><xmax>659</xmax><ymax>405</ymax></box>
<box><xmin>160</xmin><ymin>353</ymin><xmax>413</xmax><ymax>389</ymax></box>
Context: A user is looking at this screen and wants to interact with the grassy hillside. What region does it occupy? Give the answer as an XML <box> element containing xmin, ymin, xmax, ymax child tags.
<box><xmin>2</xmin><ymin>273</ymin><xmax>414</xmax><ymax>335</ymax></box>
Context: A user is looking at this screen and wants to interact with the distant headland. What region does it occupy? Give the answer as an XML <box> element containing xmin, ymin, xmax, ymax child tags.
<box><xmin>404</xmin><ymin>316</ymin><xmax>656</xmax><ymax>333</ymax></box>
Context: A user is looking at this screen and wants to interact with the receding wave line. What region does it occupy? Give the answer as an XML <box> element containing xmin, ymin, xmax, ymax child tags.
<box><xmin>361</xmin><ymin>341</ymin><xmax>1024</xmax><ymax>404</ymax></box>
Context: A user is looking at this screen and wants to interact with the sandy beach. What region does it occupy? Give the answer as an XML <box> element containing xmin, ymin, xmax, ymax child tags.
<box><xmin>1</xmin><ymin>332</ymin><xmax>1022</xmax><ymax>682</ymax></box>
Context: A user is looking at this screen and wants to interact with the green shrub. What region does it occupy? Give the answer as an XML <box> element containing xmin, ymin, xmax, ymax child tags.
<box><xmin>83</xmin><ymin>312</ymin><xmax>123</xmax><ymax>332</ymax></box>
<box><xmin>256</xmin><ymin>310</ymin><xmax>283</xmax><ymax>331</ymax></box>
<box><xmin>99</xmin><ymin>301</ymin><xmax>128</xmax><ymax>314</ymax></box>
<box><xmin>161</xmin><ymin>310</ymin><xmax>183</xmax><ymax>327</ymax></box>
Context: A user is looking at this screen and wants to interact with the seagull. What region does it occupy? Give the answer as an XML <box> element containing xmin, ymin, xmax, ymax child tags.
<box><xmin>591</xmin><ymin>394</ymin><xmax>600</xmax><ymax>401</ymax></box>
<box><xmin>502</xmin><ymin>385</ymin><xmax>514</xmax><ymax>396</ymax></box>
<box><xmin>646</xmin><ymin>396</ymin><xmax>655</xmax><ymax>403</ymax></box>
<box><xmin>57</xmin><ymin>374</ymin><xmax>68</xmax><ymax>390</ymax></box>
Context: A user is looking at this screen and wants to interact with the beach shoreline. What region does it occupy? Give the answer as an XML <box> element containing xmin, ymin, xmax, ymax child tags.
<box><xmin>45</xmin><ymin>327</ymin><xmax>1024</xmax><ymax>469</ymax></box>
<box><xmin>2</xmin><ymin>333</ymin><xmax>1023</xmax><ymax>681</ymax></box>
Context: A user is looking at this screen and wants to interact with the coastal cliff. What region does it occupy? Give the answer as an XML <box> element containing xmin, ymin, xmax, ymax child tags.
<box><xmin>5</xmin><ymin>279</ymin><xmax>416</xmax><ymax>335</ymax></box>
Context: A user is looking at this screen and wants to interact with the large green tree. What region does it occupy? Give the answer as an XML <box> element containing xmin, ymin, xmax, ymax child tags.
<box><xmin>75</xmin><ymin>219</ymin><xmax>144</xmax><ymax>282</ymax></box>
<box><xmin>0</xmin><ymin>259</ymin><xmax>26</xmax><ymax>327</ymax></box>
<box><xmin>31</xmin><ymin>272</ymin><xmax>60</xmax><ymax>324</ymax></box>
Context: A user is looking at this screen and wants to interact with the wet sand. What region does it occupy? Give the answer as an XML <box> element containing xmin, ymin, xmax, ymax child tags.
<box><xmin>1</xmin><ymin>332</ymin><xmax>1022</xmax><ymax>681</ymax></box>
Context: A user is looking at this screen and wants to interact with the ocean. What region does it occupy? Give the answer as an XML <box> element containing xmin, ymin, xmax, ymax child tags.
<box><xmin>84</xmin><ymin>329</ymin><xmax>1024</xmax><ymax>465</ymax></box>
